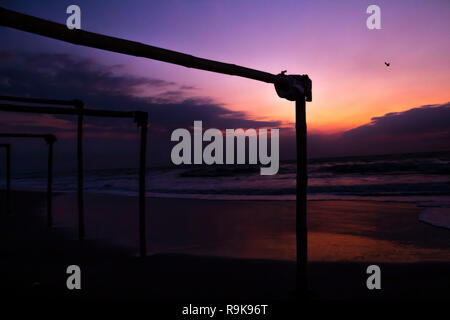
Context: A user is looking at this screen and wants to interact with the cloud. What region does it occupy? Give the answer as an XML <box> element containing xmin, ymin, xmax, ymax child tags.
<box><xmin>344</xmin><ymin>103</ymin><xmax>450</xmax><ymax>138</ymax></box>
<box><xmin>1</xmin><ymin>51</ymin><xmax>447</xmax><ymax>173</ymax></box>
<box><xmin>309</xmin><ymin>103</ymin><xmax>450</xmax><ymax>158</ymax></box>
<box><xmin>0</xmin><ymin>51</ymin><xmax>283</xmax><ymax>171</ymax></box>
<box><xmin>0</xmin><ymin>51</ymin><xmax>175</xmax><ymax>98</ymax></box>
<box><xmin>0</xmin><ymin>51</ymin><xmax>281</xmax><ymax>129</ymax></box>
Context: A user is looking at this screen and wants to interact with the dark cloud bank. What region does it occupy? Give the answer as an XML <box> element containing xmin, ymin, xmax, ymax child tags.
<box><xmin>0</xmin><ymin>52</ymin><xmax>449</xmax><ymax>173</ymax></box>
<box><xmin>309</xmin><ymin>103</ymin><xmax>450</xmax><ymax>158</ymax></box>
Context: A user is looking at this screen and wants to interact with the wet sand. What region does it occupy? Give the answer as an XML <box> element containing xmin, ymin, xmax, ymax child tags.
<box><xmin>0</xmin><ymin>190</ymin><xmax>449</xmax><ymax>301</ymax></box>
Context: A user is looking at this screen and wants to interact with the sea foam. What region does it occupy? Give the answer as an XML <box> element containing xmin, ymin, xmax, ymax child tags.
<box><xmin>419</xmin><ymin>207</ymin><xmax>450</xmax><ymax>230</ymax></box>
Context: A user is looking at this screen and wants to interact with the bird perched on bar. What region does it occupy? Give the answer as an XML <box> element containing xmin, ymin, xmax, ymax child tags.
<box><xmin>385</xmin><ymin>62</ymin><xmax>390</xmax><ymax>67</ymax></box>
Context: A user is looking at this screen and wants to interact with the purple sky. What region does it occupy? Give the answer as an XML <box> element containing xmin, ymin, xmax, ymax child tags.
<box><xmin>1</xmin><ymin>0</ymin><xmax>449</xmax><ymax>130</ymax></box>
<box><xmin>0</xmin><ymin>0</ymin><xmax>449</xmax><ymax>172</ymax></box>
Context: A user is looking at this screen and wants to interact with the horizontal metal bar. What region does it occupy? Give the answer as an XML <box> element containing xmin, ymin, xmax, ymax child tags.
<box><xmin>0</xmin><ymin>133</ymin><xmax>54</xmax><ymax>138</ymax></box>
<box><xmin>0</xmin><ymin>6</ymin><xmax>289</xmax><ymax>89</ymax></box>
<box><xmin>0</xmin><ymin>103</ymin><xmax>138</xmax><ymax>118</ymax></box>
<box><xmin>0</xmin><ymin>95</ymin><xmax>80</xmax><ymax>107</ymax></box>
<box><xmin>0</xmin><ymin>133</ymin><xmax>57</xmax><ymax>143</ymax></box>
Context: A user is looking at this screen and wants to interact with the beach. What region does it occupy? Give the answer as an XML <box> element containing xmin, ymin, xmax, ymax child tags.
<box><xmin>1</xmin><ymin>190</ymin><xmax>449</xmax><ymax>301</ymax></box>
<box><xmin>1</xmin><ymin>0</ymin><xmax>450</xmax><ymax>311</ymax></box>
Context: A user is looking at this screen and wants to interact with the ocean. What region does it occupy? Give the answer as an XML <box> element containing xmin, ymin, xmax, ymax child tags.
<box><xmin>8</xmin><ymin>151</ymin><xmax>450</xmax><ymax>202</ymax></box>
<box><xmin>7</xmin><ymin>150</ymin><xmax>450</xmax><ymax>229</ymax></box>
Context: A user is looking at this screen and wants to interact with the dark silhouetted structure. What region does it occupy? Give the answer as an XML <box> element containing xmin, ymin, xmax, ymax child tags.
<box><xmin>0</xmin><ymin>7</ymin><xmax>312</xmax><ymax>294</ymax></box>
<box><xmin>0</xmin><ymin>133</ymin><xmax>56</xmax><ymax>226</ymax></box>
<box><xmin>0</xmin><ymin>98</ymin><xmax>149</xmax><ymax>257</ymax></box>
<box><xmin>0</xmin><ymin>144</ymin><xmax>11</xmax><ymax>214</ymax></box>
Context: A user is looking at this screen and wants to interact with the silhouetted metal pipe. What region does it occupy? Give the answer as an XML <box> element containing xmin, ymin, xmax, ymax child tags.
<box><xmin>0</xmin><ymin>144</ymin><xmax>11</xmax><ymax>214</ymax></box>
<box><xmin>0</xmin><ymin>133</ymin><xmax>57</xmax><ymax>224</ymax></box>
<box><xmin>0</xmin><ymin>95</ymin><xmax>80</xmax><ymax>107</ymax></box>
<box><xmin>46</xmin><ymin>137</ymin><xmax>55</xmax><ymax>227</ymax></box>
<box><xmin>0</xmin><ymin>133</ymin><xmax>55</xmax><ymax>139</ymax></box>
<box><xmin>0</xmin><ymin>6</ymin><xmax>311</xmax><ymax>293</ymax></box>
<box><xmin>296</xmin><ymin>98</ymin><xmax>308</xmax><ymax>294</ymax></box>
<box><xmin>135</xmin><ymin>112</ymin><xmax>148</xmax><ymax>257</ymax></box>
<box><xmin>76</xmin><ymin>102</ymin><xmax>85</xmax><ymax>240</ymax></box>
<box><xmin>6</xmin><ymin>145</ymin><xmax>10</xmax><ymax>215</ymax></box>
<box><xmin>0</xmin><ymin>7</ymin><xmax>289</xmax><ymax>90</ymax></box>
<box><xmin>0</xmin><ymin>102</ymin><xmax>149</xmax><ymax>252</ymax></box>
<box><xmin>0</xmin><ymin>103</ymin><xmax>136</xmax><ymax>118</ymax></box>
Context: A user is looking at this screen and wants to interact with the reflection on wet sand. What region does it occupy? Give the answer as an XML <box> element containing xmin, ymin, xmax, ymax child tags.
<box><xmin>51</xmin><ymin>194</ymin><xmax>450</xmax><ymax>263</ymax></box>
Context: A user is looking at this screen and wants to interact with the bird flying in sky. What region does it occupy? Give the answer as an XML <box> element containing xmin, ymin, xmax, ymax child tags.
<box><xmin>385</xmin><ymin>62</ymin><xmax>390</xmax><ymax>67</ymax></box>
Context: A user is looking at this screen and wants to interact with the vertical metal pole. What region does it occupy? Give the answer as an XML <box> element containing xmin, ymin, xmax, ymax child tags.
<box><xmin>47</xmin><ymin>140</ymin><xmax>54</xmax><ymax>227</ymax></box>
<box><xmin>76</xmin><ymin>104</ymin><xmax>85</xmax><ymax>240</ymax></box>
<box><xmin>6</xmin><ymin>145</ymin><xmax>11</xmax><ymax>214</ymax></box>
<box><xmin>0</xmin><ymin>147</ymin><xmax>2</xmax><ymax>215</ymax></box>
<box><xmin>296</xmin><ymin>98</ymin><xmax>308</xmax><ymax>295</ymax></box>
<box><xmin>137</xmin><ymin>112</ymin><xmax>148</xmax><ymax>257</ymax></box>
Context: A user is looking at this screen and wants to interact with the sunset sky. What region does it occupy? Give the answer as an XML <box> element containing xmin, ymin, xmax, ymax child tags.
<box><xmin>1</xmin><ymin>0</ymin><xmax>448</xmax><ymax>131</ymax></box>
<box><xmin>0</xmin><ymin>0</ymin><xmax>449</xmax><ymax>170</ymax></box>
